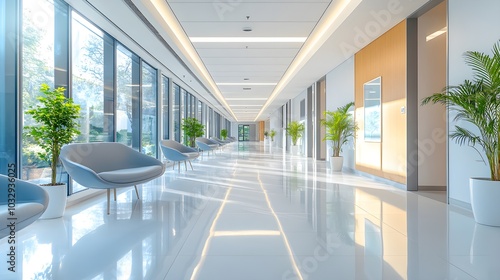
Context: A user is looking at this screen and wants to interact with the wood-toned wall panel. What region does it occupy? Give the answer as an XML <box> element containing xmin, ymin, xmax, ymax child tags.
<box><xmin>355</xmin><ymin>21</ymin><xmax>407</xmax><ymax>184</ymax></box>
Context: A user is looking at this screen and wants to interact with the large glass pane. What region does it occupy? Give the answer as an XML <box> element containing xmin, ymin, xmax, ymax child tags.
<box><xmin>72</xmin><ymin>12</ymin><xmax>106</xmax><ymax>143</ymax></box>
<box><xmin>0</xmin><ymin>0</ymin><xmax>17</xmax><ymax>176</ymax></box>
<box><xmin>173</xmin><ymin>83</ymin><xmax>181</xmax><ymax>142</ymax></box>
<box><xmin>141</xmin><ymin>62</ymin><xmax>157</xmax><ymax>157</ymax></box>
<box><xmin>162</xmin><ymin>76</ymin><xmax>169</xmax><ymax>139</ymax></box>
<box><xmin>116</xmin><ymin>44</ymin><xmax>140</xmax><ymax>150</ymax></box>
<box><xmin>197</xmin><ymin>100</ymin><xmax>202</xmax><ymax>121</ymax></box>
<box><xmin>21</xmin><ymin>0</ymin><xmax>55</xmax><ymax>180</ymax></box>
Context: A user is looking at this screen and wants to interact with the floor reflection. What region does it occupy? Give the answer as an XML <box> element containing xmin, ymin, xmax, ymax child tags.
<box><xmin>1</xmin><ymin>142</ymin><xmax>500</xmax><ymax>279</ymax></box>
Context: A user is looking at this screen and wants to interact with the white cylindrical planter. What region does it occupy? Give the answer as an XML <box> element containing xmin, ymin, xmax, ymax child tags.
<box><xmin>330</xmin><ymin>156</ymin><xmax>344</xmax><ymax>172</ymax></box>
<box><xmin>470</xmin><ymin>178</ymin><xmax>500</xmax><ymax>226</ymax></box>
<box><xmin>291</xmin><ymin>145</ymin><xmax>299</xmax><ymax>156</ymax></box>
<box><xmin>40</xmin><ymin>184</ymin><xmax>67</xmax><ymax>219</ymax></box>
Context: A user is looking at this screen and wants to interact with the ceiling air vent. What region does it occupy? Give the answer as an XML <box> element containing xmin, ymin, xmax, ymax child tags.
<box><xmin>243</xmin><ymin>88</ymin><xmax>251</xmax><ymax>90</ymax></box>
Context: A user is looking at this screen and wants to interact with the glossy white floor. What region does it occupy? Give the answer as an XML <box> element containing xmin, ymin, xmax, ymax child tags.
<box><xmin>2</xmin><ymin>142</ymin><xmax>500</xmax><ymax>280</ymax></box>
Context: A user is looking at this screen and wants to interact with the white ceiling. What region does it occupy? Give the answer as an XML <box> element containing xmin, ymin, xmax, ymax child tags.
<box><xmin>137</xmin><ymin>0</ymin><xmax>435</xmax><ymax>122</ymax></box>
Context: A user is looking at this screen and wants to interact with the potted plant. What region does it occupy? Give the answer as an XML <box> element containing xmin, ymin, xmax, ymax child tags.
<box><xmin>320</xmin><ymin>102</ymin><xmax>357</xmax><ymax>172</ymax></box>
<box><xmin>220</xmin><ymin>129</ymin><xmax>228</xmax><ymax>140</ymax></box>
<box><xmin>182</xmin><ymin>117</ymin><xmax>204</xmax><ymax>147</ymax></box>
<box><xmin>286</xmin><ymin>121</ymin><xmax>305</xmax><ymax>155</ymax></box>
<box><xmin>24</xmin><ymin>83</ymin><xmax>81</xmax><ymax>219</ymax></box>
<box><xmin>269</xmin><ymin>129</ymin><xmax>276</xmax><ymax>144</ymax></box>
<box><xmin>422</xmin><ymin>41</ymin><xmax>500</xmax><ymax>226</ymax></box>
<box><xmin>263</xmin><ymin>131</ymin><xmax>269</xmax><ymax>144</ymax></box>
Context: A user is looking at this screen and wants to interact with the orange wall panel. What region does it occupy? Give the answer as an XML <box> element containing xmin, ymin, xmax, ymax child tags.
<box><xmin>355</xmin><ymin>21</ymin><xmax>407</xmax><ymax>184</ymax></box>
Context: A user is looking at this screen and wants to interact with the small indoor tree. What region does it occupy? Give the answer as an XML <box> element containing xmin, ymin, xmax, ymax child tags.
<box><xmin>220</xmin><ymin>129</ymin><xmax>228</xmax><ymax>140</ymax></box>
<box><xmin>182</xmin><ymin>117</ymin><xmax>204</xmax><ymax>147</ymax></box>
<box><xmin>24</xmin><ymin>84</ymin><xmax>81</xmax><ymax>186</ymax></box>
<box><xmin>269</xmin><ymin>129</ymin><xmax>276</xmax><ymax>142</ymax></box>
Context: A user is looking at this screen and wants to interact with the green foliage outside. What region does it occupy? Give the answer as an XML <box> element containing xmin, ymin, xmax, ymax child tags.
<box><xmin>422</xmin><ymin>41</ymin><xmax>500</xmax><ymax>181</ymax></box>
<box><xmin>286</xmin><ymin>121</ymin><xmax>305</xmax><ymax>146</ymax></box>
<box><xmin>24</xmin><ymin>84</ymin><xmax>81</xmax><ymax>185</ymax></box>
<box><xmin>320</xmin><ymin>102</ymin><xmax>358</xmax><ymax>157</ymax></box>
<box><xmin>220</xmin><ymin>129</ymin><xmax>228</xmax><ymax>140</ymax></box>
<box><xmin>270</xmin><ymin>130</ymin><xmax>276</xmax><ymax>142</ymax></box>
<box><xmin>182</xmin><ymin>117</ymin><xmax>204</xmax><ymax>147</ymax></box>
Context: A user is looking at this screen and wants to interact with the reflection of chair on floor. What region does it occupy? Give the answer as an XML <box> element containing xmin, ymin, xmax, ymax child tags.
<box><xmin>56</xmin><ymin>220</ymin><xmax>156</xmax><ymax>279</ymax></box>
<box><xmin>196</xmin><ymin>137</ymin><xmax>220</xmax><ymax>156</ymax></box>
<box><xmin>60</xmin><ymin>142</ymin><xmax>166</xmax><ymax>214</ymax></box>
<box><xmin>0</xmin><ymin>175</ymin><xmax>49</xmax><ymax>239</ymax></box>
<box><xmin>160</xmin><ymin>140</ymin><xmax>200</xmax><ymax>172</ymax></box>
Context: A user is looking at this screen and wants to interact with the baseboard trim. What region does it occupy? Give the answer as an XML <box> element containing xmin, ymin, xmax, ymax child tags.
<box><xmin>449</xmin><ymin>198</ymin><xmax>472</xmax><ymax>211</ymax></box>
<box><xmin>344</xmin><ymin>167</ymin><xmax>407</xmax><ymax>190</ymax></box>
<box><xmin>418</xmin><ymin>185</ymin><xmax>447</xmax><ymax>191</ymax></box>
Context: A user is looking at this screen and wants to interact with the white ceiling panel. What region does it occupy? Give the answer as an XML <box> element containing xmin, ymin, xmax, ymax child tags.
<box><xmin>196</xmin><ymin>48</ymin><xmax>299</xmax><ymax>58</ymax></box>
<box><xmin>191</xmin><ymin>42</ymin><xmax>304</xmax><ymax>49</ymax></box>
<box><xmin>167</xmin><ymin>3</ymin><xmax>330</xmax><ymax>22</ymax></box>
<box><xmin>206</xmin><ymin>64</ymin><xmax>288</xmax><ymax>72</ymax></box>
<box><xmin>179</xmin><ymin>21</ymin><xmax>318</xmax><ymax>37</ymax></box>
<box><xmin>203</xmin><ymin>57</ymin><xmax>292</xmax><ymax>66</ymax></box>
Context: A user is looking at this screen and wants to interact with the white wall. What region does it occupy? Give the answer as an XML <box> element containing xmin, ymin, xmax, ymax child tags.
<box><xmin>269</xmin><ymin>110</ymin><xmax>284</xmax><ymax>148</ymax></box>
<box><xmin>448</xmin><ymin>0</ymin><xmax>500</xmax><ymax>206</ymax></box>
<box><xmin>325</xmin><ymin>57</ymin><xmax>355</xmax><ymax>170</ymax></box>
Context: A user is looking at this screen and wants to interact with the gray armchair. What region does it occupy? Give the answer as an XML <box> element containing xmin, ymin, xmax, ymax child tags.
<box><xmin>196</xmin><ymin>137</ymin><xmax>220</xmax><ymax>156</ymax></box>
<box><xmin>0</xmin><ymin>175</ymin><xmax>49</xmax><ymax>239</ymax></box>
<box><xmin>160</xmin><ymin>140</ymin><xmax>200</xmax><ymax>172</ymax></box>
<box><xmin>60</xmin><ymin>142</ymin><xmax>166</xmax><ymax>214</ymax></box>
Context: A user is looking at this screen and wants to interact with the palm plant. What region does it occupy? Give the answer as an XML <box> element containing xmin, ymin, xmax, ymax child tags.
<box><xmin>320</xmin><ymin>102</ymin><xmax>357</xmax><ymax>157</ymax></box>
<box><xmin>286</xmin><ymin>121</ymin><xmax>305</xmax><ymax>146</ymax></box>
<box><xmin>182</xmin><ymin>117</ymin><xmax>204</xmax><ymax>147</ymax></box>
<box><xmin>24</xmin><ymin>84</ymin><xmax>81</xmax><ymax>186</ymax></box>
<box><xmin>422</xmin><ymin>41</ymin><xmax>500</xmax><ymax>180</ymax></box>
<box><xmin>269</xmin><ymin>129</ymin><xmax>276</xmax><ymax>142</ymax></box>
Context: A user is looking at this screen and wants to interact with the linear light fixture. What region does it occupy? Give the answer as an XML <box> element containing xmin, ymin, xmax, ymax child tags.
<box><xmin>190</xmin><ymin>37</ymin><xmax>307</xmax><ymax>43</ymax></box>
<box><xmin>230</xmin><ymin>104</ymin><xmax>262</xmax><ymax>107</ymax></box>
<box><xmin>254</xmin><ymin>0</ymin><xmax>362</xmax><ymax>121</ymax></box>
<box><xmin>225</xmin><ymin>98</ymin><xmax>268</xmax><ymax>101</ymax></box>
<box><xmin>213</xmin><ymin>230</ymin><xmax>281</xmax><ymax>237</ymax></box>
<box><xmin>216</xmin><ymin>83</ymin><xmax>277</xmax><ymax>86</ymax></box>
<box><xmin>149</xmin><ymin>0</ymin><xmax>238</xmax><ymax>121</ymax></box>
<box><xmin>426</xmin><ymin>27</ymin><xmax>447</xmax><ymax>42</ymax></box>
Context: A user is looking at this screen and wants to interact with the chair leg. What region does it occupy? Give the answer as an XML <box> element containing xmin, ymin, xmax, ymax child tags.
<box><xmin>114</xmin><ymin>188</ymin><xmax>117</xmax><ymax>201</ymax></box>
<box><xmin>134</xmin><ymin>185</ymin><xmax>140</xmax><ymax>199</ymax></box>
<box><xmin>172</xmin><ymin>163</ymin><xmax>175</xmax><ymax>170</ymax></box>
<box><xmin>188</xmin><ymin>160</ymin><xmax>193</xmax><ymax>170</ymax></box>
<box><xmin>107</xmin><ymin>189</ymin><xmax>110</xmax><ymax>215</ymax></box>
<box><xmin>184</xmin><ymin>161</ymin><xmax>188</xmax><ymax>170</ymax></box>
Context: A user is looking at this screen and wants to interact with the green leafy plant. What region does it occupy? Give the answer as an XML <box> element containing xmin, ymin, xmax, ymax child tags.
<box><xmin>422</xmin><ymin>41</ymin><xmax>500</xmax><ymax>180</ymax></box>
<box><xmin>220</xmin><ymin>129</ymin><xmax>228</xmax><ymax>140</ymax></box>
<box><xmin>182</xmin><ymin>117</ymin><xmax>204</xmax><ymax>147</ymax></box>
<box><xmin>320</xmin><ymin>102</ymin><xmax>358</xmax><ymax>157</ymax></box>
<box><xmin>263</xmin><ymin>131</ymin><xmax>269</xmax><ymax>139</ymax></box>
<box><xmin>269</xmin><ymin>129</ymin><xmax>276</xmax><ymax>142</ymax></box>
<box><xmin>24</xmin><ymin>84</ymin><xmax>81</xmax><ymax>186</ymax></box>
<box><xmin>286</xmin><ymin>121</ymin><xmax>305</xmax><ymax>146</ymax></box>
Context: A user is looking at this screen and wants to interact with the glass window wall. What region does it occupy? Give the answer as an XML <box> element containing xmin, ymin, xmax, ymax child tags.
<box><xmin>141</xmin><ymin>62</ymin><xmax>157</xmax><ymax>157</ymax></box>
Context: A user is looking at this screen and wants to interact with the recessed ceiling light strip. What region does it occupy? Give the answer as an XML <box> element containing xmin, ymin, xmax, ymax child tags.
<box><xmin>254</xmin><ymin>0</ymin><xmax>362</xmax><ymax>121</ymax></box>
<box><xmin>149</xmin><ymin>0</ymin><xmax>238</xmax><ymax>121</ymax></box>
